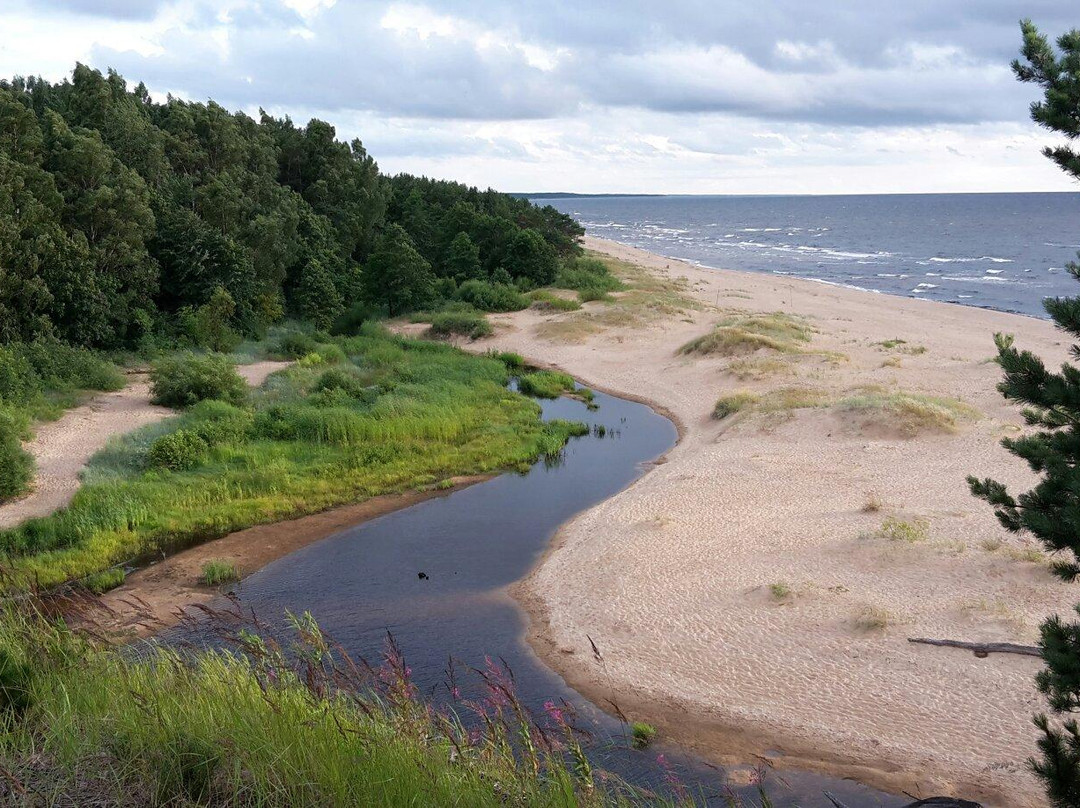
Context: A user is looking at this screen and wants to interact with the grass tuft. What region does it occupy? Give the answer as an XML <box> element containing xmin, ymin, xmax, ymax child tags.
<box><xmin>836</xmin><ymin>388</ymin><xmax>978</xmax><ymax>437</ymax></box>
<box><xmin>201</xmin><ymin>559</ymin><xmax>240</xmax><ymax>586</ymax></box>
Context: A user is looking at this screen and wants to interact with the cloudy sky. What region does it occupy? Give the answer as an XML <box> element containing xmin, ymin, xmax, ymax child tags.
<box><xmin>2</xmin><ymin>0</ymin><xmax>1077</xmax><ymax>194</ymax></box>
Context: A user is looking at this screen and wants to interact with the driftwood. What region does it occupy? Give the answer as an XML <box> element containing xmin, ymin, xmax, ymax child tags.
<box><xmin>907</xmin><ymin>637</ymin><xmax>1040</xmax><ymax>658</ymax></box>
<box><xmin>826</xmin><ymin>794</ymin><xmax>982</xmax><ymax>808</ymax></box>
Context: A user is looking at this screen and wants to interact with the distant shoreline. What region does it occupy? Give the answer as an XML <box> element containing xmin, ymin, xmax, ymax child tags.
<box><xmin>516</xmin><ymin>190</ymin><xmax>1080</xmax><ymax>199</ymax></box>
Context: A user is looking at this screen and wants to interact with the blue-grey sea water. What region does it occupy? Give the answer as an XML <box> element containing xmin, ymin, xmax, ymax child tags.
<box><xmin>537</xmin><ymin>192</ymin><xmax>1080</xmax><ymax>318</ymax></box>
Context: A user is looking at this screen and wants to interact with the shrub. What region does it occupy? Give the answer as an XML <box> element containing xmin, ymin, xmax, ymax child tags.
<box><xmin>150</xmin><ymin>353</ymin><xmax>248</xmax><ymax>408</ymax></box>
<box><xmin>274</xmin><ymin>332</ymin><xmax>319</xmax><ymax>359</ymax></box>
<box><xmin>311</xmin><ymin>367</ymin><xmax>372</xmax><ymax>402</ymax></box>
<box><xmin>630</xmin><ymin>722</ymin><xmax>657</xmax><ymax>749</ymax></box>
<box><xmin>186</xmin><ymin>400</ymin><xmax>254</xmax><ymax>446</ymax></box>
<box><xmin>148</xmin><ymin>430</ymin><xmax>207</xmax><ymax>472</ymax></box>
<box><xmin>518</xmin><ymin>371</ymin><xmax>576</xmax><ymax>399</ymax></box>
<box><xmin>331</xmin><ymin>303</ymin><xmax>374</xmax><ymax>336</ymax></box>
<box><xmin>0</xmin><ymin>410</ymin><xmax>33</xmax><ymax>503</ymax></box>
<box><xmin>201</xmin><ymin>559</ymin><xmax>240</xmax><ymax>586</ymax></box>
<box><xmin>82</xmin><ymin>568</ymin><xmax>125</xmax><ymax>595</ymax></box>
<box><xmin>457</xmin><ymin>280</ymin><xmax>529</xmax><ymax>313</ymax></box>
<box><xmin>428</xmin><ymin>311</ymin><xmax>493</xmax><ymax>340</ymax></box>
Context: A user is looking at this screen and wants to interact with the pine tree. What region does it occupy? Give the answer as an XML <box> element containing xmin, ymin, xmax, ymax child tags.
<box><xmin>968</xmin><ymin>21</ymin><xmax>1080</xmax><ymax>807</ymax></box>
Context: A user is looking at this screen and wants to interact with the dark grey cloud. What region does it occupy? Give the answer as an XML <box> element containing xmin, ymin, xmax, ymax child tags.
<box><xmin>78</xmin><ymin>0</ymin><xmax>1074</xmax><ymax>127</ymax></box>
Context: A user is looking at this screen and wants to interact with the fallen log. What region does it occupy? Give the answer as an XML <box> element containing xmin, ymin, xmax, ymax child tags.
<box><xmin>907</xmin><ymin>637</ymin><xmax>1040</xmax><ymax>658</ymax></box>
<box><xmin>826</xmin><ymin>794</ymin><xmax>983</xmax><ymax>808</ymax></box>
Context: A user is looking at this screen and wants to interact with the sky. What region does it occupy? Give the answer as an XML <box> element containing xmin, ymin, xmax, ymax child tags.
<box><xmin>1</xmin><ymin>0</ymin><xmax>1078</xmax><ymax>195</ymax></box>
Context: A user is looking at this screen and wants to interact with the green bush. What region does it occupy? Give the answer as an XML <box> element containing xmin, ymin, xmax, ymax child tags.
<box><xmin>428</xmin><ymin>311</ymin><xmax>493</xmax><ymax>340</ymax></box>
<box><xmin>518</xmin><ymin>371</ymin><xmax>576</xmax><ymax>399</ymax></box>
<box><xmin>312</xmin><ymin>368</ymin><xmax>371</xmax><ymax>401</ymax></box>
<box><xmin>148</xmin><ymin>430</ymin><xmax>208</xmax><ymax>472</ymax></box>
<box><xmin>456</xmin><ymin>280</ymin><xmax>529</xmax><ymax>313</ymax></box>
<box><xmin>0</xmin><ymin>340</ymin><xmax>124</xmax><ymax>410</ymax></box>
<box><xmin>150</xmin><ymin>353</ymin><xmax>248</xmax><ymax>408</ymax></box>
<box><xmin>331</xmin><ymin>303</ymin><xmax>374</xmax><ymax>336</ymax></box>
<box><xmin>0</xmin><ymin>410</ymin><xmax>33</xmax><ymax>503</ymax></box>
<box><xmin>186</xmin><ymin>400</ymin><xmax>254</xmax><ymax>446</ymax></box>
<box><xmin>274</xmin><ymin>332</ymin><xmax>319</xmax><ymax>359</ymax></box>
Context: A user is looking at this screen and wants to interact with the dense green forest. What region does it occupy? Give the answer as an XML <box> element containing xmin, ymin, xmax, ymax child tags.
<box><xmin>0</xmin><ymin>64</ymin><xmax>582</xmax><ymax>349</ymax></box>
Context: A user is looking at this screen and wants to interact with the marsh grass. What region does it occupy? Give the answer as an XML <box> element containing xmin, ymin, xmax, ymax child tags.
<box><xmin>519</xmin><ymin>371</ymin><xmax>578</xmax><ymax>399</ymax></box>
<box><xmin>0</xmin><ymin>601</ymin><xmax>684</xmax><ymax>808</ymax></box>
<box><xmin>0</xmin><ymin>327</ymin><xmax>585</xmax><ymax>589</ymax></box>
<box><xmin>681</xmin><ymin>313</ymin><xmax>812</xmax><ymax>357</ymax></box>
<box><xmin>201</xmin><ymin>558</ymin><xmax>240</xmax><ymax>586</ymax></box>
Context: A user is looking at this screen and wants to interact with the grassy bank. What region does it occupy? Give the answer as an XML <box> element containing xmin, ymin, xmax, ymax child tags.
<box><xmin>0</xmin><ymin>326</ymin><xmax>584</xmax><ymax>589</ymax></box>
<box><xmin>0</xmin><ymin>599</ymin><xmax>680</xmax><ymax>807</ymax></box>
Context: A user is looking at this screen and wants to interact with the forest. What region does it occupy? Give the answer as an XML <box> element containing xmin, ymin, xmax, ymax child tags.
<box><xmin>0</xmin><ymin>63</ymin><xmax>583</xmax><ymax>349</ymax></box>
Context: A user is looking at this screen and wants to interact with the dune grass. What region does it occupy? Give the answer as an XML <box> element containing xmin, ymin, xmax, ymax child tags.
<box><xmin>681</xmin><ymin>313</ymin><xmax>812</xmax><ymax>357</ymax></box>
<box><xmin>836</xmin><ymin>388</ymin><xmax>978</xmax><ymax>437</ymax></box>
<box><xmin>0</xmin><ymin>603</ymin><xmax>680</xmax><ymax>808</ymax></box>
<box><xmin>0</xmin><ymin>326</ymin><xmax>585</xmax><ymax>589</ymax></box>
<box><xmin>712</xmin><ymin>386</ymin><xmax>830</xmax><ymax>420</ymax></box>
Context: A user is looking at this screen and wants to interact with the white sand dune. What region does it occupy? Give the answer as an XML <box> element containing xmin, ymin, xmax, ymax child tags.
<box><xmin>0</xmin><ymin>361</ymin><xmax>290</xmax><ymax>530</ymax></box>
<box><xmin>471</xmin><ymin>237</ymin><xmax>1071</xmax><ymax>806</ymax></box>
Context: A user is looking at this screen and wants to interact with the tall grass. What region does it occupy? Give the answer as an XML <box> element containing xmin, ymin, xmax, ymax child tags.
<box><xmin>0</xmin><ymin>327</ymin><xmax>584</xmax><ymax>588</ymax></box>
<box><xmin>0</xmin><ymin>600</ymin><xmax>683</xmax><ymax>807</ymax></box>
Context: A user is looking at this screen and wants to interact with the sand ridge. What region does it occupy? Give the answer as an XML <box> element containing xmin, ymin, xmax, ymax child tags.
<box><xmin>0</xmin><ymin>361</ymin><xmax>290</xmax><ymax>531</ymax></box>
<box><xmin>464</xmin><ymin>237</ymin><xmax>1071</xmax><ymax>807</ymax></box>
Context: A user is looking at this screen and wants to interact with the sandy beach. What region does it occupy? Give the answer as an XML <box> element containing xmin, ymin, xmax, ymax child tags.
<box><xmin>471</xmin><ymin>236</ymin><xmax>1071</xmax><ymax>806</ymax></box>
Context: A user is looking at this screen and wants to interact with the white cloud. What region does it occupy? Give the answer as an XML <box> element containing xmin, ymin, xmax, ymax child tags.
<box><xmin>0</xmin><ymin>0</ymin><xmax>1075</xmax><ymax>193</ymax></box>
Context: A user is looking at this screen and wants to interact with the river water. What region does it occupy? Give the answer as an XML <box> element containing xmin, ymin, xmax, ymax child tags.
<box><xmin>176</xmin><ymin>387</ymin><xmax>909</xmax><ymax>807</ymax></box>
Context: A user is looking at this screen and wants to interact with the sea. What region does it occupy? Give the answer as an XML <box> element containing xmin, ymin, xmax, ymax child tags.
<box><xmin>535</xmin><ymin>192</ymin><xmax>1080</xmax><ymax>319</ymax></box>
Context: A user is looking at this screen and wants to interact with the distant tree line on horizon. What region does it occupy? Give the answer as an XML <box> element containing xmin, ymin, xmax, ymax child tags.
<box><xmin>0</xmin><ymin>64</ymin><xmax>583</xmax><ymax>349</ymax></box>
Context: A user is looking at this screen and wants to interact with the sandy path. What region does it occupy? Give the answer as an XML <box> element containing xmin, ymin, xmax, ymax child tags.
<box><xmin>461</xmin><ymin>236</ymin><xmax>1072</xmax><ymax>806</ymax></box>
<box><xmin>0</xmin><ymin>361</ymin><xmax>290</xmax><ymax>531</ymax></box>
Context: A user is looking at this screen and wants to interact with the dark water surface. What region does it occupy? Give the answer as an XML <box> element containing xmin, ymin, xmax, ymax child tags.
<box><xmin>538</xmin><ymin>192</ymin><xmax>1080</xmax><ymax>318</ymax></box>
<box><xmin>176</xmin><ymin>389</ymin><xmax>906</xmax><ymax>807</ymax></box>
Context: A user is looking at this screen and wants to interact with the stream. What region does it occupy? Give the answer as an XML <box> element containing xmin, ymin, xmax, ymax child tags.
<box><xmin>175</xmin><ymin>386</ymin><xmax>908</xmax><ymax>807</ymax></box>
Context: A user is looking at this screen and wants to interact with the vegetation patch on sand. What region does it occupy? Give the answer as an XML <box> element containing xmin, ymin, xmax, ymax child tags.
<box><xmin>724</xmin><ymin>356</ymin><xmax>795</xmax><ymax>381</ymax></box>
<box><xmin>681</xmin><ymin>313</ymin><xmax>813</xmax><ymax>356</ymax></box>
<box><xmin>712</xmin><ymin>386</ymin><xmax>830</xmax><ymax>420</ymax></box>
<box><xmin>201</xmin><ymin>558</ymin><xmax>241</xmax><ymax>586</ymax></box>
<box><xmin>836</xmin><ymin>387</ymin><xmax>978</xmax><ymax>437</ymax></box>
<box><xmin>860</xmin><ymin>515</ymin><xmax>930</xmax><ymax>543</ymax></box>
<box><xmin>0</xmin><ymin>327</ymin><xmax>584</xmax><ymax>589</ymax></box>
